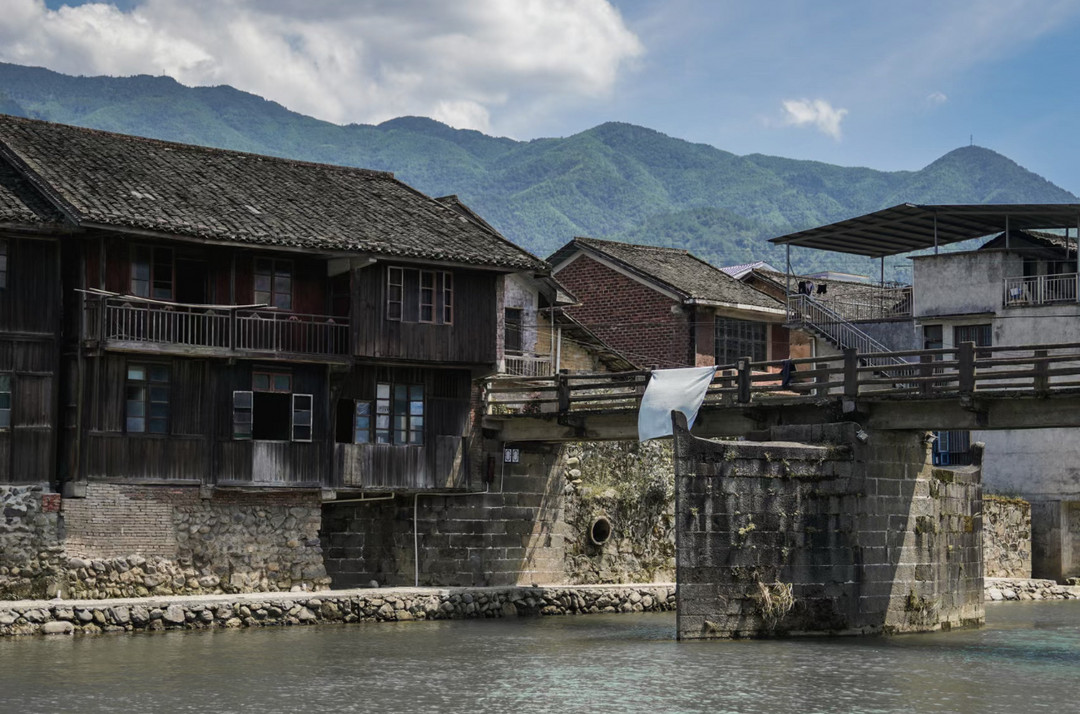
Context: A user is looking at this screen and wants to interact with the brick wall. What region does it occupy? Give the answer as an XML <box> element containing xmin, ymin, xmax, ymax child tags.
<box><xmin>555</xmin><ymin>255</ymin><xmax>691</xmax><ymax>368</ymax></box>
<box><xmin>675</xmin><ymin>420</ymin><xmax>984</xmax><ymax>639</ymax></box>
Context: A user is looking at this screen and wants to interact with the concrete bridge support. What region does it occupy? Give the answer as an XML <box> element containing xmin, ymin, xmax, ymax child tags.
<box><xmin>673</xmin><ymin>416</ymin><xmax>984</xmax><ymax>639</ymax></box>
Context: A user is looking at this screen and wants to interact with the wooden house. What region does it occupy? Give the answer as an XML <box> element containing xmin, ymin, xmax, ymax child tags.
<box><xmin>0</xmin><ymin>114</ymin><xmax>546</xmax><ymax>494</ymax></box>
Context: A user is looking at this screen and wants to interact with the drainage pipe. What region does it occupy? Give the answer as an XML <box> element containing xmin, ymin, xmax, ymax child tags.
<box><xmin>414</xmin><ymin>487</ymin><xmax>489</xmax><ymax>587</ymax></box>
<box><xmin>328</xmin><ymin>493</ymin><xmax>396</xmax><ymax>504</ymax></box>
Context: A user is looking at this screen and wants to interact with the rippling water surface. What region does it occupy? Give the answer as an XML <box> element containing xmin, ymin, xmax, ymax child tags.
<box><xmin>2</xmin><ymin>601</ymin><xmax>1079</xmax><ymax>713</ymax></box>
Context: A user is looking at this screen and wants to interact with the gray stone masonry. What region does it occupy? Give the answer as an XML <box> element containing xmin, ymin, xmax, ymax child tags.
<box><xmin>983</xmin><ymin>497</ymin><xmax>1031</xmax><ymax>578</ymax></box>
<box><xmin>0</xmin><ymin>485</ymin><xmax>65</xmax><ymax>599</ymax></box>
<box><xmin>2</xmin><ymin>483</ymin><xmax>330</xmax><ymax>600</ymax></box>
<box><xmin>321</xmin><ymin>440</ymin><xmax>676</xmax><ymax>589</ymax></box>
<box><xmin>674</xmin><ymin>418</ymin><xmax>984</xmax><ymax>639</ymax></box>
<box><xmin>0</xmin><ymin>583</ymin><xmax>676</xmax><ymax>637</ymax></box>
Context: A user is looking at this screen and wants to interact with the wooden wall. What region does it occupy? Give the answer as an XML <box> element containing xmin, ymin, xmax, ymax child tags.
<box><xmin>82</xmin><ymin>354</ymin><xmax>331</xmax><ymax>486</ymax></box>
<box><xmin>89</xmin><ymin>236</ymin><xmax>330</xmax><ymax>314</ymax></box>
<box><xmin>333</xmin><ymin>365</ymin><xmax>471</xmax><ymax>490</ymax></box>
<box><xmin>0</xmin><ymin>236</ymin><xmax>60</xmax><ymax>484</ymax></box>
<box><xmin>352</xmin><ymin>264</ymin><xmax>498</xmax><ymax>364</ymax></box>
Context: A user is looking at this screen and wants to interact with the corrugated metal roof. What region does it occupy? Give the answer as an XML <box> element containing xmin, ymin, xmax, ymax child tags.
<box><xmin>0</xmin><ymin>114</ymin><xmax>544</xmax><ymax>271</ymax></box>
<box><xmin>769</xmin><ymin>203</ymin><xmax>1080</xmax><ymax>258</ymax></box>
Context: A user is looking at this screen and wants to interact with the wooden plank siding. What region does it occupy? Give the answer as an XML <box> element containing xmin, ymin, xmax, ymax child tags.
<box><xmin>89</xmin><ymin>237</ymin><xmax>331</xmax><ymax>315</ymax></box>
<box><xmin>0</xmin><ymin>236</ymin><xmax>60</xmax><ymax>484</ymax></box>
<box><xmin>332</xmin><ymin>365</ymin><xmax>472</xmax><ymax>490</ymax></box>
<box><xmin>352</xmin><ymin>264</ymin><xmax>498</xmax><ymax>364</ymax></box>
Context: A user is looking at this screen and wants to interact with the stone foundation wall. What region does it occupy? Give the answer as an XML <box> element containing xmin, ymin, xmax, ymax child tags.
<box><xmin>983</xmin><ymin>496</ymin><xmax>1031</xmax><ymax>578</ymax></box>
<box><xmin>2</xmin><ymin>483</ymin><xmax>329</xmax><ymax>600</ymax></box>
<box><xmin>675</xmin><ymin>420</ymin><xmax>984</xmax><ymax>639</ymax></box>
<box><xmin>322</xmin><ymin>440</ymin><xmax>677</xmax><ymax>589</ymax></box>
<box><xmin>0</xmin><ymin>583</ymin><xmax>676</xmax><ymax>637</ymax></box>
<box><xmin>0</xmin><ymin>485</ymin><xmax>66</xmax><ymax>599</ymax></box>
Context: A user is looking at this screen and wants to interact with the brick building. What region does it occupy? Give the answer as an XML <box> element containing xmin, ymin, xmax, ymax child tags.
<box><xmin>548</xmin><ymin>237</ymin><xmax>790</xmax><ymax>369</ymax></box>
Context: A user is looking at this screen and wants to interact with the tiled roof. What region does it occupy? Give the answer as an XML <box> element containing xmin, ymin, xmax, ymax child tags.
<box><xmin>0</xmin><ymin>115</ymin><xmax>543</xmax><ymax>270</ymax></box>
<box><xmin>551</xmin><ymin>237</ymin><xmax>783</xmax><ymax>312</ymax></box>
<box><xmin>0</xmin><ymin>157</ymin><xmax>63</xmax><ymax>225</ymax></box>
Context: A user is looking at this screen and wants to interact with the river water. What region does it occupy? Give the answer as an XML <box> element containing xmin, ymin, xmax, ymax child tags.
<box><xmin>2</xmin><ymin>601</ymin><xmax>1079</xmax><ymax>713</ymax></box>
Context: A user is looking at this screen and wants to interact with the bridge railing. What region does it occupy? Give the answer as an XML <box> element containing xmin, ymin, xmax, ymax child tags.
<box><xmin>483</xmin><ymin>341</ymin><xmax>1080</xmax><ymax>416</ymax></box>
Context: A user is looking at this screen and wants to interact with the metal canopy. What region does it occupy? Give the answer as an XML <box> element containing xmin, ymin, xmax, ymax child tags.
<box><xmin>768</xmin><ymin>203</ymin><xmax>1080</xmax><ymax>258</ymax></box>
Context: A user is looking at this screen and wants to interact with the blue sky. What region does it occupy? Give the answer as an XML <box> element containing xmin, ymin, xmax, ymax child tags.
<box><xmin>10</xmin><ymin>1</ymin><xmax>1080</xmax><ymax>194</ymax></box>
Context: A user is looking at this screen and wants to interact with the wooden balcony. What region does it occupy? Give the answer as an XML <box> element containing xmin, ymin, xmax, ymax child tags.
<box><xmin>84</xmin><ymin>295</ymin><xmax>350</xmax><ymax>363</ymax></box>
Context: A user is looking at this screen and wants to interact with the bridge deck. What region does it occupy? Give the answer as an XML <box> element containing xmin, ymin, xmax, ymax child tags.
<box><xmin>484</xmin><ymin>341</ymin><xmax>1080</xmax><ymax>441</ymax></box>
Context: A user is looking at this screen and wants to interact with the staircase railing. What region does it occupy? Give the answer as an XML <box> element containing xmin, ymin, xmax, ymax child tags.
<box><xmin>787</xmin><ymin>294</ymin><xmax>908</xmax><ymax>369</ymax></box>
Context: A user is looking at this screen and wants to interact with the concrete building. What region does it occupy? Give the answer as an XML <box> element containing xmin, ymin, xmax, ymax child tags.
<box><xmin>771</xmin><ymin>204</ymin><xmax>1080</xmax><ymax>581</ymax></box>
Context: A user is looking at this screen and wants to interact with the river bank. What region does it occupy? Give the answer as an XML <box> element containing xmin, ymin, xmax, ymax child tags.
<box><xmin>2</xmin><ymin>578</ymin><xmax>1077</xmax><ymax>637</ymax></box>
<box><xmin>0</xmin><ymin>583</ymin><xmax>675</xmax><ymax>637</ymax></box>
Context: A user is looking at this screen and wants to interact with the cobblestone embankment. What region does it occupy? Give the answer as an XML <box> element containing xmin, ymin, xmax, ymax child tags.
<box><xmin>985</xmin><ymin>578</ymin><xmax>1080</xmax><ymax>601</ymax></box>
<box><xmin>0</xmin><ymin>584</ymin><xmax>675</xmax><ymax>637</ymax></box>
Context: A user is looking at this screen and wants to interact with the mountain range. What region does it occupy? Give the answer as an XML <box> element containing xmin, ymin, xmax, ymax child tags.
<box><xmin>1</xmin><ymin>61</ymin><xmax>1075</xmax><ymax>279</ymax></box>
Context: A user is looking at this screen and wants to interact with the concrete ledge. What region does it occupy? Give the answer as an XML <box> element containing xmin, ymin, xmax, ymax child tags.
<box><xmin>0</xmin><ymin>583</ymin><xmax>676</xmax><ymax>637</ymax></box>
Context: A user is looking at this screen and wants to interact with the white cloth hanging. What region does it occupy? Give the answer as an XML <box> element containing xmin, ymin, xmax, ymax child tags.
<box><xmin>637</xmin><ymin>366</ymin><xmax>716</xmax><ymax>442</ymax></box>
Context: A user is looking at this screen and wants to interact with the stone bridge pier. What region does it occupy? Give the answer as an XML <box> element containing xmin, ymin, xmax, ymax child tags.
<box><xmin>673</xmin><ymin>415</ymin><xmax>984</xmax><ymax>639</ymax></box>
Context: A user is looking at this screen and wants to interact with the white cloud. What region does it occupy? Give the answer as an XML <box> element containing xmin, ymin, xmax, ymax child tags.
<box><xmin>0</xmin><ymin>0</ymin><xmax>644</xmax><ymax>133</ymax></box>
<box><xmin>926</xmin><ymin>91</ymin><xmax>948</xmax><ymax>105</ymax></box>
<box><xmin>780</xmin><ymin>98</ymin><xmax>848</xmax><ymax>140</ymax></box>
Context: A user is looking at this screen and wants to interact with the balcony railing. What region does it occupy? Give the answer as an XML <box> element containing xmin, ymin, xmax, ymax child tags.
<box><xmin>504</xmin><ymin>351</ymin><xmax>552</xmax><ymax>377</ymax></box>
<box><xmin>85</xmin><ymin>296</ymin><xmax>349</xmax><ymax>358</ymax></box>
<box><xmin>1003</xmin><ymin>273</ymin><xmax>1079</xmax><ymax>307</ymax></box>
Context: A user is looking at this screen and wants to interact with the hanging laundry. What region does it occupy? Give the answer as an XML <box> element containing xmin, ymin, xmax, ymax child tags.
<box><xmin>637</xmin><ymin>366</ymin><xmax>716</xmax><ymax>442</ymax></box>
<box><xmin>780</xmin><ymin>359</ymin><xmax>798</xmax><ymax>388</ymax></box>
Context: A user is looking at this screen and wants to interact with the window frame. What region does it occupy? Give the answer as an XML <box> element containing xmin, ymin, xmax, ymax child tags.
<box><xmin>232</xmin><ymin>390</ymin><xmax>253</xmax><ymax>440</ymax></box>
<box><xmin>374</xmin><ymin>381</ymin><xmax>424</xmax><ymax>445</ymax></box>
<box><xmin>953</xmin><ymin>324</ymin><xmax>992</xmax><ymax>358</ymax></box>
<box><xmin>292</xmin><ymin>393</ymin><xmax>313</xmax><ymax>442</ymax></box>
<box><xmin>254</xmin><ymin>258</ymin><xmax>293</xmax><ymax>311</ymax></box>
<box><xmin>385</xmin><ymin>266</ymin><xmax>452</xmax><ymax>325</ymax></box>
<box><xmin>125</xmin><ymin>362</ymin><xmax>170</xmax><ymax>435</ymax></box>
<box><xmin>131</xmin><ymin>245</ymin><xmax>174</xmax><ymax>300</ymax></box>
<box><xmin>714</xmin><ymin>317</ymin><xmax>768</xmax><ymax>365</ymax></box>
<box><xmin>0</xmin><ymin>239</ymin><xmax>7</xmax><ymax>290</ymax></box>
<box><xmin>387</xmin><ymin>267</ymin><xmax>404</xmax><ymax>321</ymax></box>
<box><xmin>504</xmin><ymin>307</ymin><xmax>524</xmax><ymax>353</ymax></box>
<box><xmin>0</xmin><ymin>374</ymin><xmax>11</xmax><ymax>429</ymax></box>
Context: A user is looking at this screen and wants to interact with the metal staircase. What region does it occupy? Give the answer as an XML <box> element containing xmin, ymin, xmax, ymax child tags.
<box><xmin>786</xmin><ymin>294</ymin><xmax>909</xmax><ymax>369</ymax></box>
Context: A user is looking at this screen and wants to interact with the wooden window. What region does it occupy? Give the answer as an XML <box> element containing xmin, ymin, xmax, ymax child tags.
<box><xmin>254</xmin><ymin>258</ymin><xmax>292</xmax><ymax>311</ymax></box>
<box><xmin>253</xmin><ymin>370</ymin><xmax>292</xmax><ymax>393</ymax></box>
<box><xmin>131</xmin><ymin>246</ymin><xmax>174</xmax><ymax>300</ymax></box>
<box><xmin>0</xmin><ymin>240</ymin><xmax>7</xmax><ymax>289</ymax></box>
<box><xmin>504</xmin><ymin>308</ymin><xmax>523</xmax><ymax>353</ymax></box>
<box><xmin>353</xmin><ymin>401</ymin><xmax>372</xmax><ymax>444</ymax></box>
<box><xmin>933</xmin><ymin>430</ymin><xmax>974</xmax><ymax>466</ymax></box>
<box><xmin>715</xmin><ymin>317</ymin><xmax>767</xmax><ymax>364</ymax></box>
<box><xmin>126</xmin><ymin>363</ymin><xmax>169</xmax><ymax>434</ymax></box>
<box><xmin>0</xmin><ymin>374</ymin><xmax>10</xmax><ymax>428</ymax></box>
<box><xmin>375</xmin><ymin>381</ymin><xmax>423</xmax><ymax>445</ymax></box>
<box><xmin>420</xmin><ymin>270</ymin><xmax>436</xmax><ymax>322</ymax></box>
<box><xmin>386</xmin><ymin>266</ymin><xmax>452</xmax><ymax>324</ymax></box>
<box><xmin>387</xmin><ymin>267</ymin><xmax>404</xmax><ymax>321</ymax></box>
<box><xmin>292</xmin><ymin>394</ymin><xmax>313</xmax><ymax>442</ymax></box>
<box><xmin>233</xmin><ymin>391</ymin><xmax>253</xmax><ymax>439</ymax></box>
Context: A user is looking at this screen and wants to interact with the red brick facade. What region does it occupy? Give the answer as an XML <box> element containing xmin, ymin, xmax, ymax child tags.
<box><xmin>556</xmin><ymin>254</ymin><xmax>694</xmax><ymax>368</ymax></box>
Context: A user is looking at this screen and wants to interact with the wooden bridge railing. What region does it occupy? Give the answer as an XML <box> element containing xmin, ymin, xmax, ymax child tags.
<box><xmin>483</xmin><ymin>342</ymin><xmax>1080</xmax><ymax>416</ymax></box>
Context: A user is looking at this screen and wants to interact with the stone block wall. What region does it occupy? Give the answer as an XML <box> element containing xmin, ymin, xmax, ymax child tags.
<box><xmin>322</xmin><ymin>440</ymin><xmax>678</xmax><ymax>588</ymax></box>
<box><xmin>675</xmin><ymin>420</ymin><xmax>984</xmax><ymax>639</ymax></box>
<box><xmin>0</xmin><ymin>485</ymin><xmax>65</xmax><ymax>599</ymax></box>
<box><xmin>2</xmin><ymin>483</ymin><xmax>329</xmax><ymax>600</ymax></box>
<box><xmin>983</xmin><ymin>496</ymin><xmax>1031</xmax><ymax>578</ymax></box>
<box><xmin>322</xmin><ymin>444</ymin><xmax>567</xmax><ymax>588</ymax></box>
